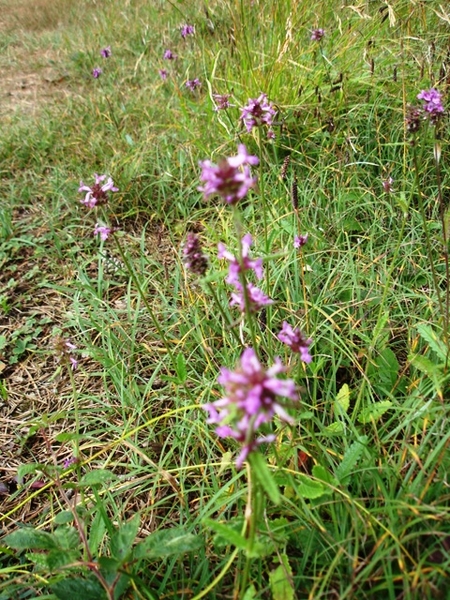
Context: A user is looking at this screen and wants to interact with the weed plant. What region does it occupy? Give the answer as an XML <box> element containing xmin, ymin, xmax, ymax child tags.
<box><xmin>1</xmin><ymin>0</ymin><xmax>450</xmax><ymax>599</ymax></box>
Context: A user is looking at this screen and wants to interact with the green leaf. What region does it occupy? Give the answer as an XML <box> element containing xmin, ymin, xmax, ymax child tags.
<box><xmin>52</xmin><ymin>575</ymin><xmax>107</xmax><ymax>600</ymax></box>
<box><xmin>295</xmin><ymin>473</ymin><xmax>327</xmax><ymax>499</ymax></box>
<box><xmin>133</xmin><ymin>527</ymin><xmax>201</xmax><ymax>560</ymax></box>
<box><xmin>203</xmin><ymin>519</ymin><xmax>248</xmax><ymax>551</ymax></box>
<box><xmin>358</xmin><ymin>401</ymin><xmax>393</xmax><ymax>424</ymax></box>
<box><xmin>53</xmin><ymin>511</ymin><xmax>74</xmax><ymax>525</ymax></box>
<box><xmin>334</xmin><ymin>383</ymin><xmax>350</xmax><ymax>417</ymax></box>
<box><xmin>335</xmin><ymin>436</ymin><xmax>368</xmax><ymax>485</ymax></box>
<box><xmin>53</xmin><ymin>526</ymin><xmax>80</xmax><ymax>551</ymax></box>
<box><xmin>175</xmin><ymin>352</ymin><xmax>187</xmax><ymax>383</ymax></box>
<box><xmin>46</xmin><ymin>549</ymin><xmax>79</xmax><ymax>570</ymax></box>
<box><xmin>242</xmin><ymin>585</ymin><xmax>257</xmax><ymax>600</ymax></box>
<box><xmin>79</xmin><ymin>469</ymin><xmax>118</xmax><ymax>487</ymax></box>
<box><xmin>88</xmin><ymin>510</ymin><xmax>107</xmax><ymax>556</ymax></box>
<box><xmin>369</xmin><ymin>347</ymin><xmax>399</xmax><ymax>392</ymax></box>
<box><xmin>312</xmin><ymin>465</ymin><xmax>338</xmax><ymax>488</ymax></box>
<box><xmin>248</xmin><ymin>452</ymin><xmax>281</xmax><ymax>505</ymax></box>
<box><xmin>417</xmin><ymin>323</ymin><xmax>447</xmax><ymax>361</ymax></box>
<box><xmin>269</xmin><ymin>553</ymin><xmax>295</xmax><ymax>600</ymax></box>
<box><xmin>110</xmin><ymin>513</ymin><xmax>140</xmax><ymax>563</ymax></box>
<box><xmin>4</xmin><ymin>528</ymin><xmax>58</xmax><ymax>551</ymax></box>
<box><xmin>324</xmin><ymin>422</ymin><xmax>345</xmax><ymax>435</ymax></box>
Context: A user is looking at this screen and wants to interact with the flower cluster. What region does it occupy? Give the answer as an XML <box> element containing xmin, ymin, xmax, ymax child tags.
<box><xmin>218</xmin><ymin>234</ymin><xmax>272</xmax><ymax>313</ymax></box>
<box><xmin>183</xmin><ymin>233</ymin><xmax>208</xmax><ymax>276</ymax></box>
<box><xmin>213</xmin><ymin>93</ymin><xmax>233</xmax><ymax>111</ymax></box>
<box><xmin>310</xmin><ymin>28</ymin><xmax>325</xmax><ymax>42</ymax></box>
<box><xmin>240</xmin><ymin>93</ymin><xmax>276</xmax><ymax>138</ymax></box>
<box><xmin>203</xmin><ymin>348</ymin><xmax>297</xmax><ymax>468</ymax></box>
<box><xmin>277</xmin><ymin>321</ymin><xmax>312</xmax><ymax>363</ymax></box>
<box><xmin>159</xmin><ymin>69</ymin><xmax>168</xmax><ymax>80</ymax></box>
<box><xmin>100</xmin><ymin>46</ymin><xmax>111</xmax><ymax>58</ymax></box>
<box><xmin>180</xmin><ymin>24</ymin><xmax>195</xmax><ymax>38</ymax></box>
<box><xmin>54</xmin><ymin>338</ymin><xmax>78</xmax><ymax>370</ymax></box>
<box><xmin>79</xmin><ymin>174</ymin><xmax>118</xmax><ymax>209</ymax></box>
<box><xmin>199</xmin><ymin>144</ymin><xmax>259</xmax><ymax>205</ymax></box>
<box><xmin>186</xmin><ymin>78</ymin><xmax>201</xmax><ymax>91</ymax></box>
<box><xmin>294</xmin><ymin>234</ymin><xmax>308</xmax><ymax>249</ymax></box>
<box><xmin>94</xmin><ymin>223</ymin><xmax>113</xmax><ymax>242</ymax></box>
<box><xmin>382</xmin><ymin>177</ymin><xmax>394</xmax><ymax>193</ymax></box>
<box><xmin>92</xmin><ymin>67</ymin><xmax>102</xmax><ymax>79</ymax></box>
<box><xmin>163</xmin><ymin>49</ymin><xmax>177</xmax><ymax>60</ymax></box>
<box><xmin>417</xmin><ymin>88</ymin><xmax>444</xmax><ymax>122</ymax></box>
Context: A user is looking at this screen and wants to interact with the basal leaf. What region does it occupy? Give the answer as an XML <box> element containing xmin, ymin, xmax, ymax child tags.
<box><xmin>358</xmin><ymin>401</ymin><xmax>393</xmax><ymax>424</ymax></box>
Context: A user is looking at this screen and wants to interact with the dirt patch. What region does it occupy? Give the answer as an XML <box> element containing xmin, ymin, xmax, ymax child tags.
<box><xmin>0</xmin><ymin>0</ymin><xmax>79</xmax><ymax>33</ymax></box>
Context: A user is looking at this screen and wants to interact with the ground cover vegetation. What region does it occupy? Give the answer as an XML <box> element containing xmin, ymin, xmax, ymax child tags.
<box><xmin>0</xmin><ymin>0</ymin><xmax>450</xmax><ymax>598</ymax></box>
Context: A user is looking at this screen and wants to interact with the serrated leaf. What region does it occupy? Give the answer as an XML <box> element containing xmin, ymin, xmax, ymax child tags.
<box><xmin>248</xmin><ymin>452</ymin><xmax>281</xmax><ymax>505</ymax></box>
<box><xmin>110</xmin><ymin>513</ymin><xmax>140</xmax><ymax>563</ymax></box>
<box><xmin>4</xmin><ymin>528</ymin><xmax>58</xmax><ymax>551</ymax></box>
<box><xmin>53</xmin><ymin>526</ymin><xmax>79</xmax><ymax>551</ymax></box>
<box><xmin>47</xmin><ymin>548</ymin><xmax>79</xmax><ymax>570</ymax></box>
<box><xmin>295</xmin><ymin>473</ymin><xmax>327</xmax><ymax>499</ymax></box>
<box><xmin>17</xmin><ymin>463</ymin><xmax>44</xmax><ymax>479</ymax></box>
<box><xmin>52</xmin><ymin>575</ymin><xmax>107</xmax><ymax>600</ymax></box>
<box><xmin>358</xmin><ymin>401</ymin><xmax>393</xmax><ymax>424</ymax></box>
<box><xmin>370</xmin><ymin>348</ymin><xmax>399</xmax><ymax>392</ymax></box>
<box><xmin>269</xmin><ymin>553</ymin><xmax>295</xmax><ymax>600</ymax></box>
<box><xmin>409</xmin><ymin>354</ymin><xmax>444</xmax><ymax>379</ymax></box>
<box><xmin>335</xmin><ymin>383</ymin><xmax>350</xmax><ymax>416</ymax></box>
<box><xmin>335</xmin><ymin>437</ymin><xmax>368</xmax><ymax>485</ymax></box>
<box><xmin>79</xmin><ymin>470</ymin><xmax>118</xmax><ymax>487</ymax></box>
<box><xmin>133</xmin><ymin>527</ymin><xmax>201</xmax><ymax>559</ymax></box>
<box><xmin>325</xmin><ymin>421</ymin><xmax>345</xmax><ymax>434</ymax></box>
<box><xmin>417</xmin><ymin>323</ymin><xmax>447</xmax><ymax>361</ymax></box>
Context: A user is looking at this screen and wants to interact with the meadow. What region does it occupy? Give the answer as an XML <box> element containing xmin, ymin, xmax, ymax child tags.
<box><xmin>1</xmin><ymin>0</ymin><xmax>450</xmax><ymax>598</ymax></box>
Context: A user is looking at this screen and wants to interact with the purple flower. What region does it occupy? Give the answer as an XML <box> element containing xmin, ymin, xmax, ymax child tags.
<box><xmin>54</xmin><ymin>338</ymin><xmax>78</xmax><ymax>370</ymax></box>
<box><xmin>240</xmin><ymin>93</ymin><xmax>276</xmax><ymax>137</ymax></box>
<box><xmin>94</xmin><ymin>223</ymin><xmax>113</xmax><ymax>242</ymax></box>
<box><xmin>198</xmin><ymin>144</ymin><xmax>259</xmax><ymax>204</ymax></box>
<box><xmin>186</xmin><ymin>78</ymin><xmax>201</xmax><ymax>91</ymax></box>
<box><xmin>163</xmin><ymin>49</ymin><xmax>177</xmax><ymax>60</ymax></box>
<box><xmin>100</xmin><ymin>46</ymin><xmax>111</xmax><ymax>58</ymax></box>
<box><xmin>159</xmin><ymin>69</ymin><xmax>168</xmax><ymax>80</ymax></box>
<box><xmin>213</xmin><ymin>93</ymin><xmax>233</xmax><ymax>111</ymax></box>
<box><xmin>180</xmin><ymin>24</ymin><xmax>195</xmax><ymax>38</ymax></box>
<box><xmin>230</xmin><ymin>282</ymin><xmax>273</xmax><ymax>313</ymax></box>
<box><xmin>203</xmin><ymin>348</ymin><xmax>297</xmax><ymax>468</ymax></box>
<box><xmin>218</xmin><ymin>234</ymin><xmax>264</xmax><ymax>286</ymax></box>
<box><xmin>63</xmin><ymin>456</ymin><xmax>78</xmax><ymax>469</ymax></box>
<box><xmin>417</xmin><ymin>88</ymin><xmax>444</xmax><ymax>120</ymax></box>
<box><xmin>310</xmin><ymin>28</ymin><xmax>325</xmax><ymax>42</ymax></box>
<box><xmin>92</xmin><ymin>67</ymin><xmax>103</xmax><ymax>78</ymax></box>
<box><xmin>294</xmin><ymin>234</ymin><xmax>308</xmax><ymax>249</ymax></box>
<box><xmin>382</xmin><ymin>177</ymin><xmax>394</xmax><ymax>193</ymax></box>
<box><xmin>278</xmin><ymin>321</ymin><xmax>312</xmax><ymax>363</ymax></box>
<box><xmin>183</xmin><ymin>233</ymin><xmax>208</xmax><ymax>276</ymax></box>
<box><xmin>79</xmin><ymin>174</ymin><xmax>118</xmax><ymax>208</ymax></box>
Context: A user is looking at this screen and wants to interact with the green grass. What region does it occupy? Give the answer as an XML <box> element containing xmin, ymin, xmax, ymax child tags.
<box><xmin>1</xmin><ymin>0</ymin><xmax>450</xmax><ymax>598</ymax></box>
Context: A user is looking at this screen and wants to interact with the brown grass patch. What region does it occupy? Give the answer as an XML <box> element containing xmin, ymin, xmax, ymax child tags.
<box><xmin>0</xmin><ymin>0</ymin><xmax>80</xmax><ymax>33</ymax></box>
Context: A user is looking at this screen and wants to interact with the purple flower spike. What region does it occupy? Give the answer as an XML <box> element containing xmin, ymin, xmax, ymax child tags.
<box><xmin>79</xmin><ymin>174</ymin><xmax>118</xmax><ymax>209</ymax></box>
<box><xmin>183</xmin><ymin>233</ymin><xmax>208</xmax><ymax>276</ymax></box>
<box><xmin>163</xmin><ymin>49</ymin><xmax>177</xmax><ymax>60</ymax></box>
<box><xmin>100</xmin><ymin>46</ymin><xmax>111</xmax><ymax>58</ymax></box>
<box><xmin>213</xmin><ymin>93</ymin><xmax>233</xmax><ymax>111</ymax></box>
<box><xmin>203</xmin><ymin>348</ymin><xmax>297</xmax><ymax>468</ymax></box>
<box><xmin>310</xmin><ymin>28</ymin><xmax>325</xmax><ymax>42</ymax></box>
<box><xmin>218</xmin><ymin>234</ymin><xmax>264</xmax><ymax>286</ymax></box>
<box><xmin>230</xmin><ymin>282</ymin><xmax>273</xmax><ymax>313</ymax></box>
<box><xmin>198</xmin><ymin>144</ymin><xmax>259</xmax><ymax>204</ymax></box>
<box><xmin>278</xmin><ymin>321</ymin><xmax>312</xmax><ymax>363</ymax></box>
<box><xmin>159</xmin><ymin>69</ymin><xmax>168</xmax><ymax>80</ymax></box>
<box><xmin>186</xmin><ymin>78</ymin><xmax>201</xmax><ymax>91</ymax></box>
<box><xmin>94</xmin><ymin>223</ymin><xmax>112</xmax><ymax>242</ymax></box>
<box><xmin>92</xmin><ymin>67</ymin><xmax>103</xmax><ymax>78</ymax></box>
<box><xmin>294</xmin><ymin>234</ymin><xmax>308</xmax><ymax>249</ymax></box>
<box><xmin>240</xmin><ymin>93</ymin><xmax>276</xmax><ymax>137</ymax></box>
<box><xmin>180</xmin><ymin>24</ymin><xmax>195</xmax><ymax>38</ymax></box>
<box><xmin>417</xmin><ymin>88</ymin><xmax>444</xmax><ymax>121</ymax></box>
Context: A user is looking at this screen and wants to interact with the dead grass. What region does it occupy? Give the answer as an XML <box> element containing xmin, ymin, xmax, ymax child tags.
<box><xmin>0</xmin><ymin>0</ymin><xmax>80</xmax><ymax>33</ymax></box>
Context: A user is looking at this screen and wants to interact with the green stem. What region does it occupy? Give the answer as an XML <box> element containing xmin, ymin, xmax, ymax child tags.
<box><xmin>206</xmin><ymin>281</ymin><xmax>244</xmax><ymax>349</ymax></box>
<box><xmin>240</xmin><ymin>469</ymin><xmax>260</xmax><ymax>596</ymax></box>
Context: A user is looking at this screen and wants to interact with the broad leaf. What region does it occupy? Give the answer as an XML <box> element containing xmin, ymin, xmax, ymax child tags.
<box><xmin>358</xmin><ymin>401</ymin><xmax>392</xmax><ymax>424</ymax></box>
<box><xmin>248</xmin><ymin>452</ymin><xmax>281</xmax><ymax>505</ymax></box>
